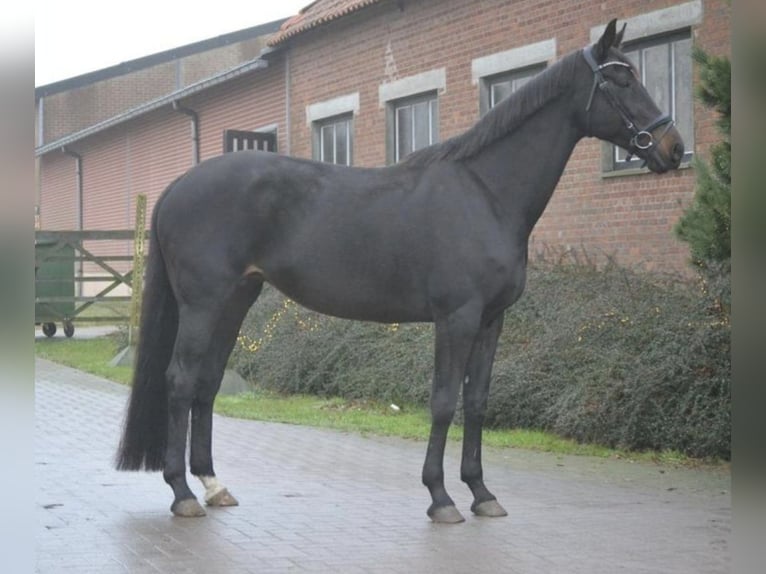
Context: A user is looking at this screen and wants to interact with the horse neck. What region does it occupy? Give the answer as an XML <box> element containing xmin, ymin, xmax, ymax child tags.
<box><xmin>464</xmin><ymin>94</ymin><xmax>583</xmax><ymax>236</ymax></box>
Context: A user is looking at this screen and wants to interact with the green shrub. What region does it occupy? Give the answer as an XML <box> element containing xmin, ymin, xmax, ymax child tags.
<box><xmin>675</xmin><ymin>48</ymin><xmax>731</xmax><ymax>267</ymax></box>
<box><xmin>230</xmin><ymin>260</ymin><xmax>730</xmax><ymax>459</ymax></box>
<box><xmin>484</xmin><ymin>261</ymin><xmax>730</xmax><ymax>459</ymax></box>
<box><xmin>231</xmin><ymin>288</ymin><xmax>434</xmax><ymax>405</ymax></box>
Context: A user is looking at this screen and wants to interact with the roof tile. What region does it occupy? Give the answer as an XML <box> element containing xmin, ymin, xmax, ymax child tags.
<box><xmin>268</xmin><ymin>0</ymin><xmax>384</xmax><ymax>46</ymax></box>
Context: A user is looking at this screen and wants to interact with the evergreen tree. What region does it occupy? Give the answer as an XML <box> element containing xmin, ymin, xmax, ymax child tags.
<box><xmin>674</xmin><ymin>48</ymin><xmax>731</xmax><ymax>266</ymax></box>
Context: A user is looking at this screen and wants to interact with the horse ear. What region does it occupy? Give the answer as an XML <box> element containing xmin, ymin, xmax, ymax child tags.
<box><xmin>594</xmin><ymin>19</ymin><xmax>618</xmax><ymax>61</ymax></box>
<box><xmin>614</xmin><ymin>22</ymin><xmax>627</xmax><ymax>49</ymax></box>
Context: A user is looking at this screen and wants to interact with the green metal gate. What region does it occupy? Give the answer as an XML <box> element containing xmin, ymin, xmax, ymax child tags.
<box><xmin>34</xmin><ymin>230</ymin><xmax>145</xmax><ymax>337</ymax></box>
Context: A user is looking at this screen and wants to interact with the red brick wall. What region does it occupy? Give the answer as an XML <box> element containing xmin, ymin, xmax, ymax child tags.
<box><xmin>76</xmin><ymin>109</ymin><xmax>192</xmax><ymax>230</ymax></box>
<box><xmin>37</xmin><ymin>0</ymin><xmax>730</xmax><ymax>276</ymax></box>
<box><xmin>38</xmin><ymin>64</ymin><xmax>287</xmax><ymax>234</ymax></box>
<box><xmin>40</xmin><ymin>64</ymin><xmax>178</xmax><ymax>145</ymax></box>
<box><xmin>39</xmin><ymin>153</ymin><xmax>78</xmax><ymax>230</ymax></box>
<box><xmin>179</xmin><ymin>37</ymin><xmax>270</xmax><ymax>86</ymax></box>
<box><xmin>283</xmin><ymin>0</ymin><xmax>730</xmax><ymax>273</ymax></box>
<box><xmin>187</xmin><ymin>58</ymin><xmax>286</xmax><ymax>159</ymax></box>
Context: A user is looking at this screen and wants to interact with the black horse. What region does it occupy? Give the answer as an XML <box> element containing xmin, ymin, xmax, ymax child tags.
<box><xmin>116</xmin><ymin>20</ymin><xmax>684</xmax><ymax>523</ymax></box>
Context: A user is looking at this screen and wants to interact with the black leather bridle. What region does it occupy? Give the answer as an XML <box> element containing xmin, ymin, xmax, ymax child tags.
<box><xmin>582</xmin><ymin>45</ymin><xmax>675</xmax><ymax>161</ymax></box>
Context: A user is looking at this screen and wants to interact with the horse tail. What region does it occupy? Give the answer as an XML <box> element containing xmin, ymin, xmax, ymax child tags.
<box><xmin>115</xmin><ymin>184</ymin><xmax>179</xmax><ymax>472</ymax></box>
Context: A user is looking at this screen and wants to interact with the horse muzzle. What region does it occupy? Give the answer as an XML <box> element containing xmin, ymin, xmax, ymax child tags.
<box><xmin>632</xmin><ymin>122</ymin><xmax>684</xmax><ymax>174</ymax></box>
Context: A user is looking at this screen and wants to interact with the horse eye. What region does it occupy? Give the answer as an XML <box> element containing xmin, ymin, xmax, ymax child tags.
<box><xmin>610</xmin><ymin>70</ymin><xmax>632</xmax><ymax>88</ymax></box>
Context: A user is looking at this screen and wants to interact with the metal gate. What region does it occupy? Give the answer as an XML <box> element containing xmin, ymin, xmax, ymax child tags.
<box><xmin>34</xmin><ymin>230</ymin><xmax>146</xmax><ymax>337</ymax></box>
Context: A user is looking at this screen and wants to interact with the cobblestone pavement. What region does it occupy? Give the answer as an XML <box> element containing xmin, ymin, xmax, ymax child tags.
<box><xmin>35</xmin><ymin>358</ymin><xmax>730</xmax><ymax>573</ymax></box>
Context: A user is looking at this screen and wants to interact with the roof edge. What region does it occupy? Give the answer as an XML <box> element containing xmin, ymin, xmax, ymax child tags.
<box><xmin>268</xmin><ymin>0</ymin><xmax>385</xmax><ymax>47</ymax></box>
<box><xmin>36</xmin><ymin>58</ymin><xmax>269</xmax><ymax>157</ymax></box>
<box><xmin>36</xmin><ymin>18</ymin><xmax>285</xmax><ymax>98</ymax></box>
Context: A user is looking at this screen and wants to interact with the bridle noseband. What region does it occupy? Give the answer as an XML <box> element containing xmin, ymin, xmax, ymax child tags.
<box><xmin>582</xmin><ymin>46</ymin><xmax>674</xmax><ymax>161</ymax></box>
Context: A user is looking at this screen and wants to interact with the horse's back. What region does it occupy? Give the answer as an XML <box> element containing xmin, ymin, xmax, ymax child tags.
<box><xmin>154</xmin><ymin>151</ymin><xmax>521</xmax><ymax>322</ymax></box>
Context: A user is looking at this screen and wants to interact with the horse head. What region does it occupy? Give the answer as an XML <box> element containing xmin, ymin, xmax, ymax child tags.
<box><xmin>580</xmin><ymin>19</ymin><xmax>685</xmax><ymax>174</ymax></box>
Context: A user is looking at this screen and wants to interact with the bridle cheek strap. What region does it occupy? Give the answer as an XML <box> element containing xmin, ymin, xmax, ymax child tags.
<box><xmin>582</xmin><ymin>46</ymin><xmax>674</xmax><ymax>160</ymax></box>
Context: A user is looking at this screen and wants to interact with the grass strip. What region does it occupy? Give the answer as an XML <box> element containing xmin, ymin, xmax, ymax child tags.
<box><xmin>35</xmin><ymin>336</ymin><xmax>711</xmax><ymax>466</ymax></box>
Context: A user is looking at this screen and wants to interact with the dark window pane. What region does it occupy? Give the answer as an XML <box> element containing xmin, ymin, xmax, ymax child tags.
<box><xmin>486</xmin><ymin>65</ymin><xmax>543</xmax><ymax>113</ymax></box>
<box><xmin>396</xmin><ymin>105</ymin><xmax>413</xmax><ymax>161</ymax></box>
<box><xmin>624</xmin><ymin>49</ymin><xmax>641</xmax><ymax>75</ymax></box>
<box><xmin>429</xmin><ymin>98</ymin><xmax>439</xmax><ymax>143</ymax></box>
<box><xmin>321</xmin><ymin>124</ymin><xmax>334</xmax><ymax>163</ymax></box>
<box><xmin>673</xmin><ymin>37</ymin><xmax>694</xmax><ymax>148</ymax></box>
<box><xmin>336</xmin><ymin>120</ymin><xmax>349</xmax><ymax>166</ymax></box>
<box><xmin>644</xmin><ymin>43</ymin><xmax>671</xmax><ymax>116</ymax></box>
<box><xmin>512</xmin><ymin>74</ymin><xmax>534</xmax><ymax>92</ymax></box>
<box><xmin>413</xmin><ymin>100</ymin><xmax>431</xmax><ymax>151</ymax></box>
<box><xmin>392</xmin><ymin>95</ymin><xmax>437</xmax><ymax>162</ymax></box>
<box><xmin>491</xmin><ymin>80</ymin><xmax>513</xmax><ymax>107</ymax></box>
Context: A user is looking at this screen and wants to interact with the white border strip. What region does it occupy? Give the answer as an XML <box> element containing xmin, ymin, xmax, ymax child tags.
<box><xmin>378</xmin><ymin>68</ymin><xmax>446</xmax><ymax>106</ymax></box>
<box><xmin>589</xmin><ymin>0</ymin><xmax>703</xmax><ymax>44</ymax></box>
<box><xmin>471</xmin><ymin>38</ymin><xmax>557</xmax><ymax>84</ymax></box>
<box><xmin>306</xmin><ymin>92</ymin><xmax>360</xmax><ymax>124</ymax></box>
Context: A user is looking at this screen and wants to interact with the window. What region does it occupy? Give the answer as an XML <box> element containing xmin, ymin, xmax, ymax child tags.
<box><xmin>472</xmin><ymin>39</ymin><xmax>556</xmax><ymax>117</ymax></box>
<box><xmin>379</xmin><ymin>68</ymin><xmax>445</xmax><ymax>164</ymax></box>
<box><xmin>223</xmin><ymin>129</ymin><xmax>276</xmax><ymax>153</ymax></box>
<box><xmin>610</xmin><ymin>31</ymin><xmax>694</xmax><ymax>171</ymax></box>
<box><xmin>307</xmin><ymin>93</ymin><xmax>359</xmax><ymax>166</ymax></box>
<box><xmin>483</xmin><ymin>64</ymin><xmax>546</xmax><ymax>114</ymax></box>
<box><xmin>392</xmin><ymin>93</ymin><xmax>439</xmax><ymax>163</ymax></box>
<box><xmin>314</xmin><ymin>115</ymin><xmax>353</xmax><ymax>166</ymax></box>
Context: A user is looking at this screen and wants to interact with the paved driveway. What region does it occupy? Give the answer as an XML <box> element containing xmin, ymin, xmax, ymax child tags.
<box><xmin>35</xmin><ymin>358</ymin><xmax>730</xmax><ymax>573</ymax></box>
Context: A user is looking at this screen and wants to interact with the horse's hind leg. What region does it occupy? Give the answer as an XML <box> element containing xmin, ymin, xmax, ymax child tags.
<box><xmin>190</xmin><ymin>281</ymin><xmax>263</xmax><ymax>508</ymax></box>
<box><xmin>461</xmin><ymin>313</ymin><xmax>507</xmax><ymax>518</ymax></box>
<box><xmin>163</xmin><ymin>278</ymin><xmax>261</xmax><ymax>517</ymax></box>
<box><xmin>163</xmin><ymin>306</ymin><xmax>216</xmax><ymax>517</ymax></box>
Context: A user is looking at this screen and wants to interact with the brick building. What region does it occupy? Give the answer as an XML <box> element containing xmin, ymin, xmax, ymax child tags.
<box><xmin>35</xmin><ymin>0</ymin><xmax>731</xmax><ymax>274</ymax></box>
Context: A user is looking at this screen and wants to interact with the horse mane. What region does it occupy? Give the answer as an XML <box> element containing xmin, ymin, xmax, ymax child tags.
<box><xmin>403</xmin><ymin>50</ymin><xmax>580</xmax><ymax>166</ymax></box>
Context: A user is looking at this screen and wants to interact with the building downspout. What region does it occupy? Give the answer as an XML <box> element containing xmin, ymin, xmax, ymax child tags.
<box><xmin>172</xmin><ymin>101</ymin><xmax>200</xmax><ymax>165</ymax></box>
<box><xmin>61</xmin><ymin>146</ymin><xmax>83</xmax><ymax>232</ymax></box>
<box><xmin>285</xmin><ymin>50</ymin><xmax>291</xmax><ymax>156</ymax></box>
<box><xmin>62</xmin><ymin>146</ymin><xmax>84</xmax><ymax>295</ymax></box>
<box><xmin>35</xmin><ymin>98</ymin><xmax>45</xmax><ymax>228</ymax></box>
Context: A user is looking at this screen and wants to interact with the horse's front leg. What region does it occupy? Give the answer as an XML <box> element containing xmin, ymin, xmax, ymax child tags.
<box><xmin>422</xmin><ymin>304</ymin><xmax>482</xmax><ymax>523</ymax></box>
<box><xmin>461</xmin><ymin>313</ymin><xmax>508</xmax><ymax>517</ymax></box>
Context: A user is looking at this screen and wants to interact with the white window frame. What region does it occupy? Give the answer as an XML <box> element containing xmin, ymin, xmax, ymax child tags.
<box><xmin>315</xmin><ymin>115</ymin><xmax>353</xmax><ymax>166</ymax></box>
<box><xmin>472</xmin><ymin>38</ymin><xmax>556</xmax><ymax>116</ymax></box>
<box><xmin>392</xmin><ymin>93</ymin><xmax>439</xmax><ymax>163</ymax></box>
<box><xmin>307</xmin><ymin>93</ymin><xmax>359</xmax><ymax>166</ymax></box>
<box><xmin>379</xmin><ymin>68</ymin><xmax>445</xmax><ymax>164</ymax></box>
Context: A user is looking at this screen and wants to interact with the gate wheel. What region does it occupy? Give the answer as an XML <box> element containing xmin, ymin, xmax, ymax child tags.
<box><xmin>42</xmin><ymin>322</ymin><xmax>57</xmax><ymax>338</ymax></box>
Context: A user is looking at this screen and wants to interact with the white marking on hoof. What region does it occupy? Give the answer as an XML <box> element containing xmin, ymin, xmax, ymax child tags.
<box><xmin>198</xmin><ymin>475</ymin><xmax>225</xmax><ymax>503</ymax></box>
<box><xmin>198</xmin><ymin>475</ymin><xmax>239</xmax><ymax>507</ymax></box>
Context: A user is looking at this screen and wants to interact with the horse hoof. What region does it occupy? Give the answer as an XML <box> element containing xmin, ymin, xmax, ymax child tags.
<box><xmin>428</xmin><ymin>504</ymin><xmax>466</xmax><ymax>524</ymax></box>
<box><xmin>472</xmin><ymin>499</ymin><xmax>508</xmax><ymax>517</ymax></box>
<box><xmin>171</xmin><ymin>498</ymin><xmax>207</xmax><ymax>517</ymax></box>
<box><xmin>206</xmin><ymin>488</ymin><xmax>239</xmax><ymax>507</ymax></box>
